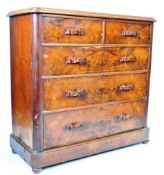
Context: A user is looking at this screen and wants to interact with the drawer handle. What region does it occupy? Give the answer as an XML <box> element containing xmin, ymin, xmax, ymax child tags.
<box><xmin>65</xmin><ymin>89</ymin><xmax>86</xmax><ymax>98</ymax></box>
<box><xmin>65</xmin><ymin>57</ymin><xmax>86</xmax><ymax>64</ymax></box>
<box><xmin>116</xmin><ymin>114</ymin><xmax>133</xmax><ymax>121</ymax></box>
<box><xmin>122</xmin><ymin>31</ymin><xmax>137</xmax><ymax>37</ymax></box>
<box><xmin>120</xmin><ymin>56</ymin><xmax>136</xmax><ymax>63</ymax></box>
<box><xmin>117</xmin><ymin>84</ymin><xmax>134</xmax><ymax>91</ymax></box>
<box><xmin>64</xmin><ymin>28</ymin><xmax>85</xmax><ymax>36</ymax></box>
<box><xmin>65</xmin><ymin>122</ymin><xmax>86</xmax><ymax>131</ymax></box>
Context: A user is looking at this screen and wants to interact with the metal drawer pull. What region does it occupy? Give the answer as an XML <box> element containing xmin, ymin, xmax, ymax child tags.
<box><xmin>116</xmin><ymin>114</ymin><xmax>133</xmax><ymax>121</ymax></box>
<box><xmin>65</xmin><ymin>57</ymin><xmax>86</xmax><ymax>64</ymax></box>
<box><xmin>117</xmin><ymin>84</ymin><xmax>134</xmax><ymax>91</ymax></box>
<box><xmin>64</xmin><ymin>28</ymin><xmax>85</xmax><ymax>36</ymax></box>
<box><xmin>65</xmin><ymin>122</ymin><xmax>86</xmax><ymax>131</ymax></box>
<box><xmin>122</xmin><ymin>31</ymin><xmax>137</xmax><ymax>37</ymax></box>
<box><xmin>65</xmin><ymin>89</ymin><xmax>86</xmax><ymax>98</ymax></box>
<box><xmin>120</xmin><ymin>56</ymin><xmax>136</xmax><ymax>63</ymax></box>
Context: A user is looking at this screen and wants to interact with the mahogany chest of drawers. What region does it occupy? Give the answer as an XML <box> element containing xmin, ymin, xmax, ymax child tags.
<box><xmin>8</xmin><ymin>8</ymin><xmax>155</xmax><ymax>173</ymax></box>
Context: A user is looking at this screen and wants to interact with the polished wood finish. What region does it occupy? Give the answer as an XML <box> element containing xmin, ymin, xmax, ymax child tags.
<box><xmin>31</xmin><ymin>14</ymin><xmax>43</xmax><ymax>151</ymax></box>
<box><xmin>44</xmin><ymin>100</ymin><xmax>147</xmax><ymax>148</ymax></box>
<box><xmin>10</xmin><ymin>128</ymin><xmax>149</xmax><ymax>169</ymax></box>
<box><xmin>43</xmin><ymin>47</ymin><xmax>150</xmax><ymax>75</ymax></box>
<box><xmin>10</xmin><ymin>14</ymin><xmax>33</xmax><ymax>148</ymax></box>
<box><xmin>9</xmin><ymin>8</ymin><xmax>154</xmax><ymax>173</ymax></box>
<box><xmin>7</xmin><ymin>7</ymin><xmax>155</xmax><ymax>22</ymax></box>
<box><xmin>105</xmin><ymin>21</ymin><xmax>151</xmax><ymax>44</ymax></box>
<box><xmin>43</xmin><ymin>73</ymin><xmax>148</xmax><ymax>110</ymax></box>
<box><xmin>43</xmin><ymin>17</ymin><xmax>103</xmax><ymax>43</ymax></box>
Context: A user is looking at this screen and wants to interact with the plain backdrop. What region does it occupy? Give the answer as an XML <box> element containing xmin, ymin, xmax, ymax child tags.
<box><xmin>0</xmin><ymin>0</ymin><xmax>163</xmax><ymax>175</ymax></box>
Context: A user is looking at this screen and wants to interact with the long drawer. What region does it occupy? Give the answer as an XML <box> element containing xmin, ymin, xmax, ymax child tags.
<box><xmin>43</xmin><ymin>47</ymin><xmax>150</xmax><ymax>76</ymax></box>
<box><xmin>44</xmin><ymin>100</ymin><xmax>147</xmax><ymax>149</ymax></box>
<box><xmin>105</xmin><ymin>21</ymin><xmax>151</xmax><ymax>44</ymax></box>
<box><xmin>43</xmin><ymin>16</ymin><xmax>103</xmax><ymax>43</ymax></box>
<box><xmin>43</xmin><ymin>73</ymin><xmax>148</xmax><ymax>111</ymax></box>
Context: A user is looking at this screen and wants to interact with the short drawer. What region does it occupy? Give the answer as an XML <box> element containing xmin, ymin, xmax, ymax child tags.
<box><xmin>105</xmin><ymin>21</ymin><xmax>151</xmax><ymax>44</ymax></box>
<box><xmin>43</xmin><ymin>73</ymin><xmax>148</xmax><ymax>110</ymax></box>
<box><xmin>43</xmin><ymin>47</ymin><xmax>150</xmax><ymax>76</ymax></box>
<box><xmin>43</xmin><ymin>16</ymin><xmax>103</xmax><ymax>43</ymax></box>
<box><xmin>44</xmin><ymin>100</ymin><xmax>147</xmax><ymax>149</ymax></box>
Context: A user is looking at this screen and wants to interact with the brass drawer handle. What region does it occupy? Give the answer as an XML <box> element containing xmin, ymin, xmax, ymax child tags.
<box><xmin>64</xmin><ymin>28</ymin><xmax>85</xmax><ymax>36</ymax></box>
<box><xmin>117</xmin><ymin>84</ymin><xmax>134</xmax><ymax>91</ymax></box>
<box><xmin>65</xmin><ymin>122</ymin><xmax>86</xmax><ymax>131</ymax></box>
<box><xmin>120</xmin><ymin>56</ymin><xmax>136</xmax><ymax>63</ymax></box>
<box><xmin>65</xmin><ymin>57</ymin><xmax>86</xmax><ymax>64</ymax></box>
<box><xmin>122</xmin><ymin>31</ymin><xmax>137</xmax><ymax>37</ymax></box>
<box><xmin>115</xmin><ymin>114</ymin><xmax>133</xmax><ymax>121</ymax></box>
<box><xmin>65</xmin><ymin>89</ymin><xmax>86</xmax><ymax>98</ymax></box>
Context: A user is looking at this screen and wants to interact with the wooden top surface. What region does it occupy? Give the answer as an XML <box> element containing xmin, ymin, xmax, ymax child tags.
<box><xmin>8</xmin><ymin>7</ymin><xmax>155</xmax><ymax>22</ymax></box>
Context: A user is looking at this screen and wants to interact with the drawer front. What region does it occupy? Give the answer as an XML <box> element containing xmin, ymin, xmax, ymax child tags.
<box><xmin>43</xmin><ymin>17</ymin><xmax>103</xmax><ymax>43</ymax></box>
<box><xmin>43</xmin><ymin>47</ymin><xmax>150</xmax><ymax>76</ymax></box>
<box><xmin>44</xmin><ymin>100</ymin><xmax>147</xmax><ymax>148</ymax></box>
<box><xmin>105</xmin><ymin>21</ymin><xmax>151</xmax><ymax>44</ymax></box>
<box><xmin>43</xmin><ymin>73</ymin><xmax>148</xmax><ymax>110</ymax></box>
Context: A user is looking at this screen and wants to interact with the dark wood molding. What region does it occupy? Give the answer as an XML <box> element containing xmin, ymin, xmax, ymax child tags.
<box><xmin>41</xmin><ymin>43</ymin><xmax>151</xmax><ymax>47</ymax></box>
<box><xmin>43</xmin><ymin>97</ymin><xmax>148</xmax><ymax>114</ymax></box>
<box><xmin>31</xmin><ymin>14</ymin><xmax>43</xmax><ymax>151</ymax></box>
<box><xmin>42</xmin><ymin>70</ymin><xmax>149</xmax><ymax>79</ymax></box>
<box><xmin>10</xmin><ymin>127</ymin><xmax>149</xmax><ymax>169</ymax></box>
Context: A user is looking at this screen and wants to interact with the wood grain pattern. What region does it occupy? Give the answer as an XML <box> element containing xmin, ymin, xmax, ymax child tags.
<box><xmin>43</xmin><ymin>17</ymin><xmax>103</xmax><ymax>43</ymax></box>
<box><xmin>32</xmin><ymin>14</ymin><xmax>44</xmax><ymax>151</ymax></box>
<box><xmin>42</xmin><ymin>43</ymin><xmax>151</xmax><ymax>47</ymax></box>
<box><xmin>42</xmin><ymin>70</ymin><xmax>148</xmax><ymax>80</ymax></box>
<box><xmin>44</xmin><ymin>100</ymin><xmax>147</xmax><ymax>148</ymax></box>
<box><xmin>105</xmin><ymin>21</ymin><xmax>151</xmax><ymax>44</ymax></box>
<box><xmin>10</xmin><ymin>128</ymin><xmax>149</xmax><ymax>169</ymax></box>
<box><xmin>9</xmin><ymin>8</ymin><xmax>154</xmax><ymax>172</ymax></box>
<box><xmin>43</xmin><ymin>73</ymin><xmax>148</xmax><ymax>110</ymax></box>
<box><xmin>7</xmin><ymin>7</ymin><xmax>155</xmax><ymax>22</ymax></box>
<box><xmin>43</xmin><ymin>47</ymin><xmax>150</xmax><ymax>75</ymax></box>
<box><xmin>10</xmin><ymin>15</ymin><xmax>33</xmax><ymax>148</ymax></box>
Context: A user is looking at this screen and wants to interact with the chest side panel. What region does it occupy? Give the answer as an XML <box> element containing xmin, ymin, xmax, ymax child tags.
<box><xmin>10</xmin><ymin>15</ymin><xmax>33</xmax><ymax>148</ymax></box>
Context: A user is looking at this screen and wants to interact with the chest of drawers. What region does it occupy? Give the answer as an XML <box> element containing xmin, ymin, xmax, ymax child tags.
<box><xmin>8</xmin><ymin>8</ymin><xmax>155</xmax><ymax>173</ymax></box>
